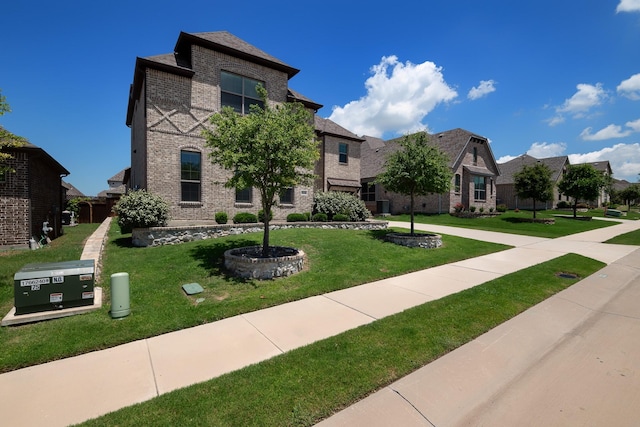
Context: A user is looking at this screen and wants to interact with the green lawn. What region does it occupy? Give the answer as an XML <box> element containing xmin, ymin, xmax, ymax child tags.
<box><xmin>606</xmin><ymin>228</ymin><xmax>640</xmax><ymax>245</ymax></box>
<box><xmin>82</xmin><ymin>253</ymin><xmax>605</xmax><ymax>426</ymax></box>
<box><xmin>388</xmin><ymin>210</ymin><xmax>619</xmax><ymax>238</ymax></box>
<box><xmin>0</xmin><ymin>222</ymin><xmax>509</xmax><ymax>373</ymax></box>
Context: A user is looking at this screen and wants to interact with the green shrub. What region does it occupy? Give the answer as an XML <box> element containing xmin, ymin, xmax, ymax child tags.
<box><xmin>215</xmin><ymin>212</ymin><xmax>228</xmax><ymax>224</ymax></box>
<box><xmin>114</xmin><ymin>190</ymin><xmax>169</xmax><ymax>233</ymax></box>
<box><xmin>496</xmin><ymin>204</ymin><xmax>508</xmax><ymax>212</ymax></box>
<box><xmin>312</xmin><ymin>212</ymin><xmax>328</xmax><ymax>222</ymax></box>
<box><xmin>286</xmin><ymin>213</ymin><xmax>308</xmax><ymax>222</ymax></box>
<box><xmin>233</xmin><ymin>212</ymin><xmax>258</xmax><ymax>224</ymax></box>
<box><xmin>333</xmin><ymin>213</ymin><xmax>349</xmax><ymax>221</ymax></box>
<box><xmin>313</xmin><ymin>191</ymin><xmax>370</xmax><ymax>221</ymax></box>
<box><xmin>258</xmin><ymin>209</ymin><xmax>273</xmax><ymax>223</ymax></box>
<box><xmin>304</xmin><ymin>212</ymin><xmax>311</xmax><ymax>221</ymax></box>
<box><xmin>557</xmin><ymin>200</ymin><xmax>571</xmax><ymax>209</ymax></box>
<box><xmin>469</xmin><ymin>206</ymin><xmax>477</xmax><ymax>212</ymax></box>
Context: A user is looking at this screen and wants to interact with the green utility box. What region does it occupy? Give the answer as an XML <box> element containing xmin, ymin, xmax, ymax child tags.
<box><xmin>14</xmin><ymin>260</ymin><xmax>95</xmax><ymax>315</ymax></box>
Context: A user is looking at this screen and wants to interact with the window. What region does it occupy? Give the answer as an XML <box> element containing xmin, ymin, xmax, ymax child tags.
<box><xmin>235</xmin><ymin>187</ymin><xmax>252</xmax><ymax>203</ymax></box>
<box><xmin>473</xmin><ymin>175</ymin><xmax>486</xmax><ymax>200</ymax></box>
<box><xmin>280</xmin><ymin>187</ymin><xmax>294</xmax><ymax>204</ymax></box>
<box><xmin>361</xmin><ymin>183</ymin><xmax>376</xmax><ymax>202</ymax></box>
<box><xmin>472</xmin><ymin>147</ymin><xmax>478</xmax><ymax>165</ymax></box>
<box><xmin>454</xmin><ymin>174</ymin><xmax>461</xmax><ymax>193</ymax></box>
<box><xmin>339</xmin><ymin>143</ymin><xmax>348</xmax><ymax>164</ymax></box>
<box><xmin>220</xmin><ymin>71</ymin><xmax>264</xmax><ymax>114</ymax></box>
<box><xmin>181</xmin><ymin>150</ymin><xmax>201</xmax><ymax>202</ymax></box>
<box><xmin>0</xmin><ymin>171</ymin><xmax>5</xmax><ymax>183</ymax></box>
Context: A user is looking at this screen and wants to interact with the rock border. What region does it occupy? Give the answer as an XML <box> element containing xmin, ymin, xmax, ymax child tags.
<box><xmin>386</xmin><ymin>232</ymin><xmax>443</xmax><ymax>249</ymax></box>
<box><xmin>224</xmin><ymin>246</ymin><xmax>305</xmax><ymax>279</ymax></box>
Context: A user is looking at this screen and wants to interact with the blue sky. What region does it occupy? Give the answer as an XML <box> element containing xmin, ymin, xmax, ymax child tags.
<box><xmin>2</xmin><ymin>0</ymin><xmax>639</xmax><ymax>196</ymax></box>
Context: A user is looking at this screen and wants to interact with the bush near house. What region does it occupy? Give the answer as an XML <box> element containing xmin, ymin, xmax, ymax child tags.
<box><xmin>214</xmin><ymin>212</ymin><xmax>228</xmax><ymax>224</ymax></box>
<box><xmin>313</xmin><ymin>191</ymin><xmax>370</xmax><ymax>221</ymax></box>
<box><xmin>114</xmin><ymin>190</ymin><xmax>169</xmax><ymax>233</ymax></box>
<box><xmin>286</xmin><ymin>213</ymin><xmax>308</xmax><ymax>222</ymax></box>
<box><xmin>312</xmin><ymin>213</ymin><xmax>328</xmax><ymax>222</ymax></box>
<box><xmin>233</xmin><ymin>212</ymin><xmax>258</xmax><ymax>224</ymax></box>
<box><xmin>333</xmin><ymin>214</ymin><xmax>349</xmax><ymax>221</ymax></box>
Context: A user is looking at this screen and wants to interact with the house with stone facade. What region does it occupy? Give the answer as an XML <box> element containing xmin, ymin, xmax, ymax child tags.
<box><xmin>496</xmin><ymin>154</ymin><xmax>570</xmax><ymax>210</ymax></box>
<box><xmin>0</xmin><ymin>141</ymin><xmax>69</xmax><ymax>247</ymax></box>
<box><xmin>126</xmin><ymin>31</ymin><xmax>363</xmax><ymax>221</ymax></box>
<box><xmin>360</xmin><ymin>128</ymin><xmax>500</xmax><ymax>215</ymax></box>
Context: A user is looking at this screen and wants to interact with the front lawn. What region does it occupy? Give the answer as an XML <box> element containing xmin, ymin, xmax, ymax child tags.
<box><xmin>0</xmin><ymin>223</ymin><xmax>509</xmax><ymax>373</ymax></box>
<box><xmin>82</xmin><ymin>253</ymin><xmax>605</xmax><ymax>426</ymax></box>
<box><xmin>388</xmin><ymin>210</ymin><xmax>617</xmax><ymax>238</ymax></box>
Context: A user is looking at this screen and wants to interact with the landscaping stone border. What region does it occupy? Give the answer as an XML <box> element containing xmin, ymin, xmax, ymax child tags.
<box><xmin>386</xmin><ymin>232</ymin><xmax>443</xmax><ymax>249</ymax></box>
<box><xmin>132</xmin><ymin>221</ymin><xmax>389</xmax><ymax>247</ymax></box>
<box><xmin>224</xmin><ymin>246</ymin><xmax>305</xmax><ymax>279</ymax></box>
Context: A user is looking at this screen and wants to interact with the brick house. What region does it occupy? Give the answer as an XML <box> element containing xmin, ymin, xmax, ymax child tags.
<box><xmin>0</xmin><ymin>142</ymin><xmax>69</xmax><ymax>247</ymax></box>
<box><xmin>360</xmin><ymin>128</ymin><xmax>500</xmax><ymax>214</ymax></box>
<box><xmin>581</xmin><ymin>161</ymin><xmax>612</xmax><ymax>207</ymax></box>
<box><xmin>126</xmin><ymin>31</ymin><xmax>363</xmax><ymax>221</ymax></box>
<box><xmin>496</xmin><ymin>154</ymin><xmax>570</xmax><ymax>210</ymax></box>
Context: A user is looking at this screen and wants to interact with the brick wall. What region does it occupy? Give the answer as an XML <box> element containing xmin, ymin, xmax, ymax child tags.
<box><xmin>0</xmin><ymin>152</ymin><xmax>30</xmax><ymax>246</ymax></box>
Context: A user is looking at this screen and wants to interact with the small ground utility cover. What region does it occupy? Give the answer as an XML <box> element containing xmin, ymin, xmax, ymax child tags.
<box><xmin>182</xmin><ymin>283</ymin><xmax>204</xmax><ymax>295</ymax></box>
<box><xmin>557</xmin><ymin>273</ymin><xmax>578</xmax><ymax>279</ymax></box>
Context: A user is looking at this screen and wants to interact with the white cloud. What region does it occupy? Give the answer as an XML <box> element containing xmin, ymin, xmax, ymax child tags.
<box><xmin>527</xmin><ymin>142</ymin><xmax>567</xmax><ymax>158</ymax></box>
<box><xmin>568</xmin><ymin>143</ymin><xmax>640</xmax><ymax>182</ymax></box>
<box><xmin>617</xmin><ymin>73</ymin><xmax>640</xmax><ymax>100</ymax></box>
<box><xmin>496</xmin><ymin>154</ymin><xmax>518</xmax><ymax>163</ymax></box>
<box><xmin>627</xmin><ymin>118</ymin><xmax>640</xmax><ymax>132</ymax></box>
<box><xmin>555</xmin><ymin>83</ymin><xmax>607</xmax><ymax>117</ymax></box>
<box><xmin>580</xmin><ymin>124</ymin><xmax>632</xmax><ymax>141</ymax></box>
<box><xmin>467</xmin><ymin>80</ymin><xmax>496</xmax><ymax>100</ymax></box>
<box><xmin>616</xmin><ymin>0</ymin><xmax>640</xmax><ymax>12</ymax></box>
<box><xmin>547</xmin><ymin>116</ymin><xmax>565</xmax><ymax>127</ymax></box>
<box><xmin>328</xmin><ymin>55</ymin><xmax>458</xmax><ymax>137</ymax></box>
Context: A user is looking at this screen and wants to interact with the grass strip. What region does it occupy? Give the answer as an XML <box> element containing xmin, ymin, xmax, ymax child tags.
<box><xmin>388</xmin><ymin>211</ymin><xmax>617</xmax><ymax>238</ymax></box>
<box><xmin>82</xmin><ymin>253</ymin><xmax>604</xmax><ymax>427</ymax></box>
<box><xmin>0</xmin><ymin>225</ymin><xmax>508</xmax><ymax>373</ymax></box>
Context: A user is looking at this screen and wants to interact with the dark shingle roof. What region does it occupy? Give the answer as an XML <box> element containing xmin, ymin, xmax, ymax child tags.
<box><xmin>496</xmin><ymin>154</ymin><xmax>569</xmax><ymax>185</ymax></box>
<box><xmin>361</xmin><ymin>128</ymin><xmax>495</xmax><ymax>179</ymax></box>
<box><xmin>108</xmin><ymin>168</ymin><xmax>128</xmax><ymax>184</ymax></box>
<box><xmin>314</xmin><ymin>116</ymin><xmax>365</xmax><ymax>142</ymax></box>
<box><xmin>287</xmin><ymin>89</ymin><xmax>323</xmax><ymax>111</ymax></box>
<box><xmin>62</xmin><ymin>181</ymin><xmax>85</xmax><ymax>198</ymax></box>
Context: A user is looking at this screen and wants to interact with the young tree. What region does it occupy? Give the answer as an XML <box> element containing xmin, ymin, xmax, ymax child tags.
<box><xmin>376</xmin><ymin>132</ymin><xmax>452</xmax><ymax>235</ymax></box>
<box><xmin>619</xmin><ymin>184</ymin><xmax>640</xmax><ymax>211</ymax></box>
<box><xmin>203</xmin><ymin>87</ymin><xmax>318</xmax><ymax>257</ymax></box>
<box><xmin>513</xmin><ymin>162</ymin><xmax>554</xmax><ymax>218</ymax></box>
<box><xmin>1</xmin><ymin>89</ymin><xmax>27</xmax><ymax>175</ymax></box>
<box><xmin>557</xmin><ymin>164</ymin><xmax>607</xmax><ymax>218</ymax></box>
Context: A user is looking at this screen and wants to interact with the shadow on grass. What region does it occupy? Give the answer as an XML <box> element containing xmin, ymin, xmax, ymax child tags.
<box><xmin>190</xmin><ymin>238</ymin><xmax>259</xmax><ymax>284</ymax></box>
<box><xmin>111</xmin><ymin>236</ymin><xmax>136</xmax><ymax>248</ymax></box>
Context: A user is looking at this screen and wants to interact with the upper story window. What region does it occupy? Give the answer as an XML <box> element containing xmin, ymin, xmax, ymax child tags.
<box><xmin>220</xmin><ymin>71</ymin><xmax>264</xmax><ymax>114</ymax></box>
<box><xmin>361</xmin><ymin>183</ymin><xmax>375</xmax><ymax>202</ymax></box>
<box><xmin>454</xmin><ymin>174</ymin><xmax>461</xmax><ymax>193</ymax></box>
<box><xmin>472</xmin><ymin>147</ymin><xmax>478</xmax><ymax>165</ymax></box>
<box><xmin>339</xmin><ymin>143</ymin><xmax>349</xmax><ymax>164</ymax></box>
<box><xmin>181</xmin><ymin>150</ymin><xmax>201</xmax><ymax>202</ymax></box>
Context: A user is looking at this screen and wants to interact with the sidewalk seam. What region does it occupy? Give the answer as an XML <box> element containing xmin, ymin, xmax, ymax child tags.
<box><xmin>389</xmin><ymin>387</ymin><xmax>436</xmax><ymax>427</ymax></box>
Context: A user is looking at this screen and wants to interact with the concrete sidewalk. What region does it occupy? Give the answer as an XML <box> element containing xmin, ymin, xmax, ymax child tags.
<box><xmin>0</xmin><ymin>218</ymin><xmax>638</xmax><ymax>426</ymax></box>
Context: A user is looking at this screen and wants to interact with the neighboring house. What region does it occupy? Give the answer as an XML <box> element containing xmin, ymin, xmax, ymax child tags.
<box><xmin>62</xmin><ymin>180</ymin><xmax>85</xmax><ymax>201</ymax></box>
<box><xmin>579</xmin><ymin>161</ymin><xmax>612</xmax><ymax>207</ymax></box>
<box><xmin>126</xmin><ymin>31</ymin><xmax>362</xmax><ymax>221</ymax></box>
<box><xmin>0</xmin><ymin>141</ymin><xmax>69</xmax><ymax>247</ymax></box>
<box><xmin>496</xmin><ymin>154</ymin><xmax>569</xmax><ymax>210</ymax></box>
<box><xmin>360</xmin><ymin>128</ymin><xmax>500</xmax><ymax>215</ymax></box>
<box><xmin>98</xmin><ymin>167</ymin><xmax>128</xmax><ymax>199</ymax></box>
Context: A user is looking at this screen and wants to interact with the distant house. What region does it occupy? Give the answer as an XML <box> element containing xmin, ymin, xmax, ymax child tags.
<box><xmin>360</xmin><ymin>128</ymin><xmax>500</xmax><ymax>214</ymax></box>
<box><xmin>126</xmin><ymin>31</ymin><xmax>363</xmax><ymax>221</ymax></box>
<box><xmin>62</xmin><ymin>180</ymin><xmax>85</xmax><ymax>201</ymax></box>
<box><xmin>98</xmin><ymin>167</ymin><xmax>128</xmax><ymax>199</ymax></box>
<box><xmin>496</xmin><ymin>154</ymin><xmax>569</xmax><ymax>210</ymax></box>
<box><xmin>580</xmin><ymin>161</ymin><xmax>612</xmax><ymax>207</ymax></box>
<box><xmin>0</xmin><ymin>141</ymin><xmax>69</xmax><ymax>247</ymax></box>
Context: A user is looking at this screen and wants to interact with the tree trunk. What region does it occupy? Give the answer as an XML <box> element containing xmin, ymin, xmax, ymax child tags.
<box><xmin>410</xmin><ymin>191</ymin><xmax>415</xmax><ymax>235</ymax></box>
<box><xmin>533</xmin><ymin>199</ymin><xmax>537</xmax><ymax>219</ymax></box>
<box><xmin>572</xmin><ymin>200</ymin><xmax>578</xmax><ymax>218</ymax></box>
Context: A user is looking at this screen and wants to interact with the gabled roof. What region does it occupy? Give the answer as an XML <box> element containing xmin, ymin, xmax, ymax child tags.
<box><xmin>581</xmin><ymin>160</ymin><xmax>612</xmax><ymax>174</ymax></box>
<box><xmin>288</xmin><ymin>89</ymin><xmax>323</xmax><ymax>112</ymax></box>
<box><xmin>62</xmin><ymin>180</ymin><xmax>85</xmax><ymax>198</ymax></box>
<box><xmin>107</xmin><ymin>168</ymin><xmax>128</xmax><ymax>184</ymax></box>
<box><xmin>127</xmin><ymin>31</ymin><xmax>300</xmax><ymax>126</ymax></box>
<box><xmin>361</xmin><ymin>128</ymin><xmax>498</xmax><ymax>179</ymax></box>
<box><xmin>314</xmin><ymin>116</ymin><xmax>365</xmax><ymax>142</ymax></box>
<box><xmin>8</xmin><ymin>141</ymin><xmax>70</xmax><ymax>176</ymax></box>
<box><xmin>496</xmin><ymin>154</ymin><xmax>569</xmax><ymax>185</ymax></box>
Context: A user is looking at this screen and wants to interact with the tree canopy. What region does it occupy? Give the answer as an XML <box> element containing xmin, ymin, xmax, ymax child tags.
<box><xmin>514</xmin><ymin>162</ymin><xmax>554</xmax><ymax>218</ymax></box>
<box><xmin>203</xmin><ymin>87</ymin><xmax>319</xmax><ymax>256</ymax></box>
<box><xmin>1</xmin><ymin>89</ymin><xmax>28</xmax><ymax>175</ymax></box>
<box><xmin>557</xmin><ymin>164</ymin><xmax>607</xmax><ymax>217</ymax></box>
<box><xmin>376</xmin><ymin>132</ymin><xmax>452</xmax><ymax>234</ymax></box>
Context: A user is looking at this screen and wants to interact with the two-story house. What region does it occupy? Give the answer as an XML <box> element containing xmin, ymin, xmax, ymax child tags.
<box><xmin>126</xmin><ymin>31</ymin><xmax>363</xmax><ymax>221</ymax></box>
<box><xmin>360</xmin><ymin>128</ymin><xmax>500</xmax><ymax>214</ymax></box>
